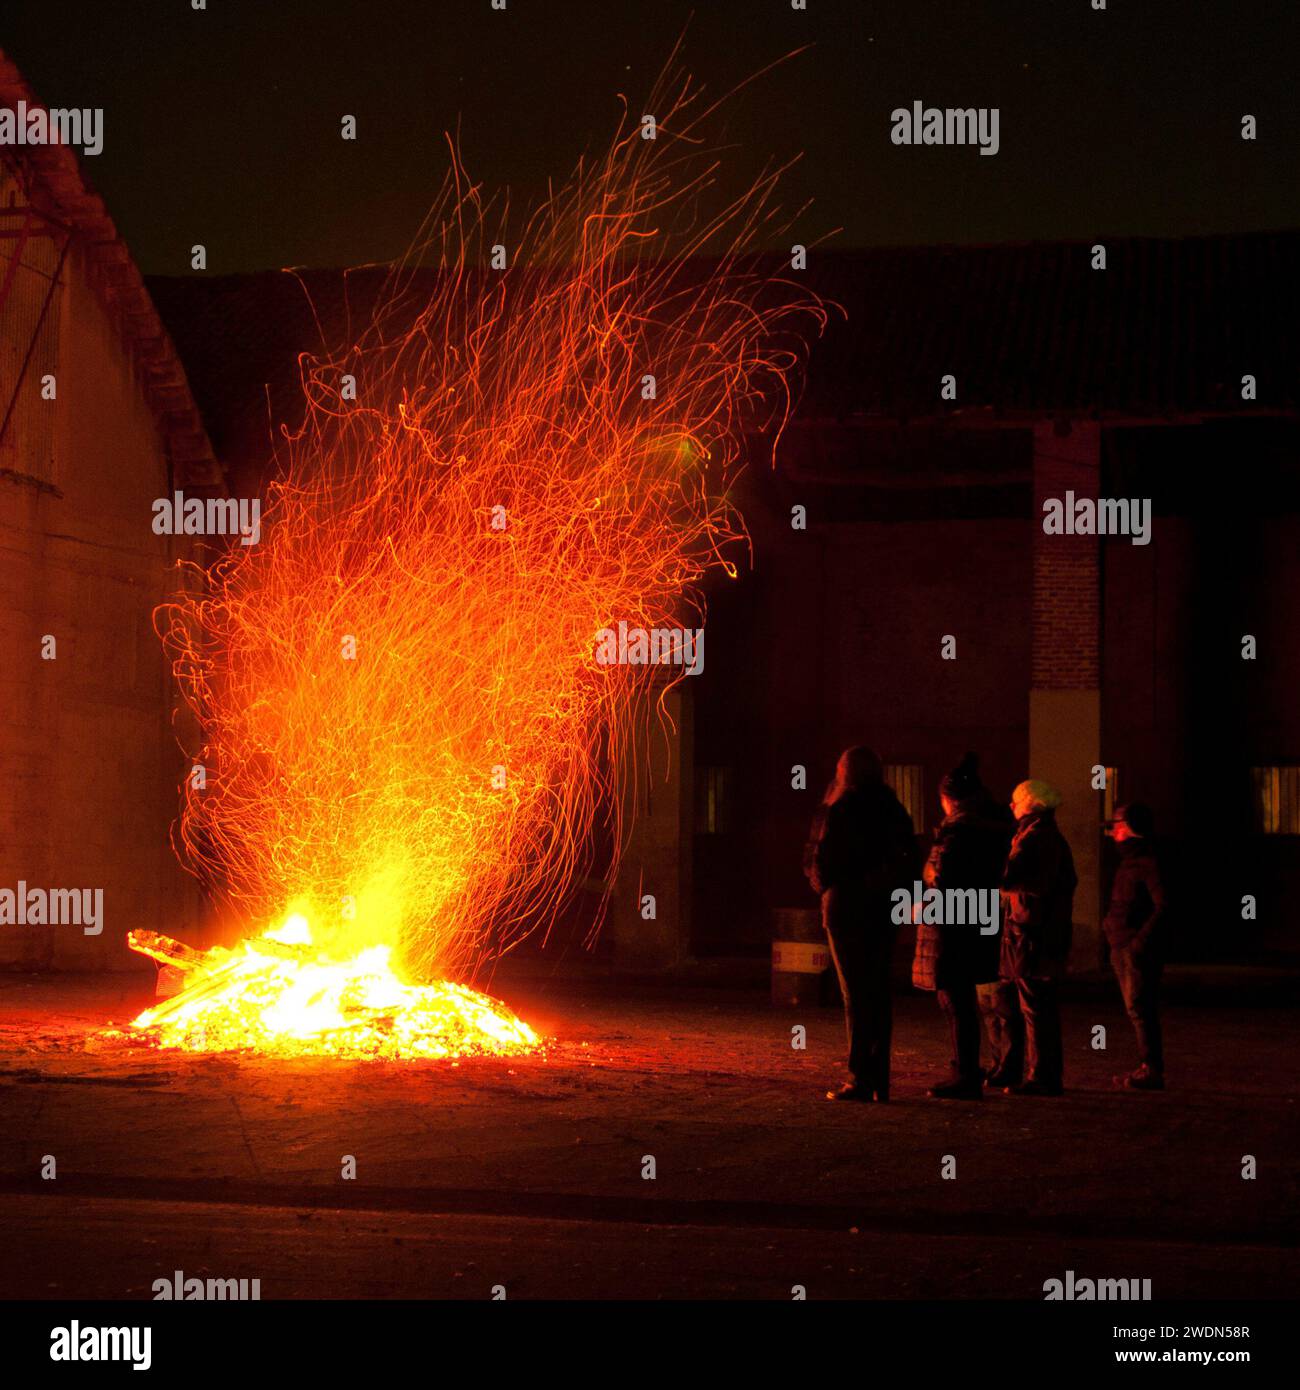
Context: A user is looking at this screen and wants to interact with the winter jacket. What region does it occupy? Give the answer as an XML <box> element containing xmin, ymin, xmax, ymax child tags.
<box><xmin>804</xmin><ymin>783</ymin><xmax>919</xmax><ymax>916</ymax></box>
<box><xmin>999</xmin><ymin>807</ymin><xmax>1077</xmax><ymax>981</ymax></box>
<box><xmin>1103</xmin><ymin>837</ymin><xmax>1166</xmax><ymax>954</ymax></box>
<box><xmin>912</xmin><ymin>796</ymin><xmax>1014</xmax><ymax>991</ymax></box>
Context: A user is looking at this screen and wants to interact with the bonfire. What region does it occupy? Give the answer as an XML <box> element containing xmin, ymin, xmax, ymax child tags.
<box><xmin>129</xmin><ymin>61</ymin><xmax>822</xmax><ymax>1059</ymax></box>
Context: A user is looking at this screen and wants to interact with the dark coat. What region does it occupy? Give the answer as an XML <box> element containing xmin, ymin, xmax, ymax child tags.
<box><xmin>999</xmin><ymin>807</ymin><xmax>1077</xmax><ymax>981</ymax></box>
<box><xmin>1103</xmin><ymin>837</ymin><xmax>1166</xmax><ymax>954</ymax></box>
<box><xmin>912</xmin><ymin>797</ymin><xmax>1014</xmax><ymax>991</ymax></box>
<box><xmin>804</xmin><ymin>783</ymin><xmax>919</xmax><ymax>929</ymax></box>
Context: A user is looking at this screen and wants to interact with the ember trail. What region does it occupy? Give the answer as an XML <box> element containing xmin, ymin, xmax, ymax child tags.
<box><xmin>138</xmin><ymin>69</ymin><xmax>823</xmax><ymax>1058</ymax></box>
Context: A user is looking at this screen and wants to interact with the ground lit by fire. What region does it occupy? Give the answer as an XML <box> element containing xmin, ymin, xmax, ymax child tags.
<box><xmin>124</xmin><ymin>916</ymin><xmax>540</xmax><ymax>1061</ymax></box>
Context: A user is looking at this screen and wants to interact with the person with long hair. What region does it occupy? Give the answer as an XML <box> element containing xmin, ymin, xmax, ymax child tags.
<box><xmin>804</xmin><ymin>746</ymin><xmax>919</xmax><ymax>1102</ymax></box>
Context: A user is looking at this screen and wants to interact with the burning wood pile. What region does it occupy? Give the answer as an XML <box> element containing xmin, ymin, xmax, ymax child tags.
<box><xmin>126</xmin><ymin>919</ymin><xmax>539</xmax><ymax>1060</ymax></box>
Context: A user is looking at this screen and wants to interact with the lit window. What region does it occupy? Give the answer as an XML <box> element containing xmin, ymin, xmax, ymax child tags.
<box><xmin>884</xmin><ymin>764</ymin><xmax>925</xmax><ymax>834</ymax></box>
<box><xmin>1251</xmin><ymin>766</ymin><xmax>1300</xmax><ymax>835</ymax></box>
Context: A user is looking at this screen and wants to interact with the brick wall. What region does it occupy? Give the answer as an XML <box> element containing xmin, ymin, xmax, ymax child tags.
<box><xmin>1029</xmin><ymin>420</ymin><xmax>1102</xmax><ymax>960</ymax></box>
<box><xmin>1032</xmin><ymin>423</ymin><xmax>1100</xmax><ymax>688</ymax></box>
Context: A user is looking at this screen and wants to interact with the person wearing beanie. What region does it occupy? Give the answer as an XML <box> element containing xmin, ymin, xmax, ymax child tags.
<box><xmin>804</xmin><ymin>746</ymin><xmax>920</xmax><ymax>1102</ymax></box>
<box><xmin>1103</xmin><ymin>802</ymin><xmax>1168</xmax><ymax>1090</ymax></box>
<box><xmin>997</xmin><ymin>778</ymin><xmax>1078</xmax><ymax>1096</ymax></box>
<box><xmin>912</xmin><ymin>753</ymin><xmax>1015</xmax><ymax>1099</ymax></box>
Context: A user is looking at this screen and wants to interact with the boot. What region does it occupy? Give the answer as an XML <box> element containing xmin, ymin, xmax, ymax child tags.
<box><xmin>827</xmin><ymin>1083</ymin><xmax>873</xmax><ymax>1102</ymax></box>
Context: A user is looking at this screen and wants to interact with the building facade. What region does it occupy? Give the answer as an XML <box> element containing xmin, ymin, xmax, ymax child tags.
<box><xmin>0</xmin><ymin>57</ymin><xmax>220</xmax><ymax>968</ymax></box>
<box><xmin>686</xmin><ymin>236</ymin><xmax>1300</xmax><ymax>970</ymax></box>
<box><xmin>146</xmin><ymin>235</ymin><xmax>1300</xmax><ymax>973</ymax></box>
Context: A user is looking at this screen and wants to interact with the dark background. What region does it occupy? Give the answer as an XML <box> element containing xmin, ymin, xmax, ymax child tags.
<box><xmin>4</xmin><ymin>0</ymin><xmax>1299</xmax><ymax>273</ymax></box>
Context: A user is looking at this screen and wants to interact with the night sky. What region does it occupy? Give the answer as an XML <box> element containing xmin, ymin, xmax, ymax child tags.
<box><xmin>3</xmin><ymin>0</ymin><xmax>1298</xmax><ymax>274</ymax></box>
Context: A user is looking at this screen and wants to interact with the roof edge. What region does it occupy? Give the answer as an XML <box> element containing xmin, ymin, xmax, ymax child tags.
<box><xmin>0</xmin><ymin>51</ymin><xmax>223</xmax><ymax>490</ymax></box>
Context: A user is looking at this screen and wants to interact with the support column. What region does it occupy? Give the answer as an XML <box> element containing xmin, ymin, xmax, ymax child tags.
<box><xmin>1030</xmin><ymin>420</ymin><xmax>1101</xmax><ymax>970</ymax></box>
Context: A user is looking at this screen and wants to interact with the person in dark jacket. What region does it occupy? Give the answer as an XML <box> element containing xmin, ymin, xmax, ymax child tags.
<box><xmin>911</xmin><ymin>753</ymin><xmax>1014</xmax><ymax>1099</ymax></box>
<box><xmin>998</xmin><ymin>779</ymin><xmax>1077</xmax><ymax>1096</ymax></box>
<box><xmin>1104</xmin><ymin>802</ymin><xmax>1167</xmax><ymax>1090</ymax></box>
<box><xmin>804</xmin><ymin>746</ymin><xmax>919</xmax><ymax>1102</ymax></box>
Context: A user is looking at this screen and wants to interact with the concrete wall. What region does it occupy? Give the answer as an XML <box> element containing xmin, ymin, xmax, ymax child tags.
<box><xmin>0</xmin><ymin>242</ymin><xmax>204</xmax><ymax>969</ymax></box>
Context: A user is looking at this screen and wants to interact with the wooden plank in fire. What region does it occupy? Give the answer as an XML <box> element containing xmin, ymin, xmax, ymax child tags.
<box><xmin>126</xmin><ymin>930</ymin><xmax>206</xmax><ymax>971</ymax></box>
<box><xmin>137</xmin><ymin>953</ymin><xmax>260</xmax><ymax>1023</ymax></box>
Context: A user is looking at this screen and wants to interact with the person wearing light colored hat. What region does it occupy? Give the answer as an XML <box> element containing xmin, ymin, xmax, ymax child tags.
<box><xmin>997</xmin><ymin>778</ymin><xmax>1078</xmax><ymax>1096</ymax></box>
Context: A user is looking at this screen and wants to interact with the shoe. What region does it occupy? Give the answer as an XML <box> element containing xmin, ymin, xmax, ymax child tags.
<box><xmin>1117</xmin><ymin>1065</ymin><xmax>1164</xmax><ymax>1091</ymax></box>
<box><xmin>827</xmin><ymin>1083</ymin><xmax>873</xmax><ymax>1102</ymax></box>
<box><xmin>983</xmin><ymin>1070</ymin><xmax>1019</xmax><ymax>1089</ymax></box>
<box><xmin>1005</xmin><ymin>1079</ymin><xmax>1063</xmax><ymax>1097</ymax></box>
<box><xmin>928</xmin><ymin>1079</ymin><xmax>983</xmax><ymax>1100</ymax></box>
